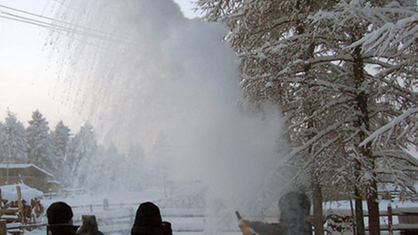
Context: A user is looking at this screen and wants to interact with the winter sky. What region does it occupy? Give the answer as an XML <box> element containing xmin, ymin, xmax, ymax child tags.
<box><xmin>0</xmin><ymin>0</ymin><xmax>199</xmax><ymax>130</ymax></box>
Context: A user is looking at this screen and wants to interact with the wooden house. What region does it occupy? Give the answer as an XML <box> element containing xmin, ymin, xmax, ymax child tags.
<box><xmin>0</xmin><ymin>164</ymin><xmax>57</xmax><ymax>192</ymax></box>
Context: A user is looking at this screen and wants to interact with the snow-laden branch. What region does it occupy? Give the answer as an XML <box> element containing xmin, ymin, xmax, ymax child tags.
<box><xmin>278</xmin><ymin>121</ymin><xmax>345</xmax><ymax>167</ymax></box>
<box><xmin>351</xmin><ymin>13</ymin><xmax>418</xmax><ymax>56</ymax></box>
<box><xmin>360</xmin><ymin>107</ymin><xmax>418</xmax><ymax>147</ymax></box>
<box><xmin>374</xmin><ymin>149</ymin><xmax>418</xmax><ymax>166</ymax></box>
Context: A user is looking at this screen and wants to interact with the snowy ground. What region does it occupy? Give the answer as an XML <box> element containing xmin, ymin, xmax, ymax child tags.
<box><xmin>4</xmin><ymin>184</ymin><xmax>418</xmax><ymax>235</ymax></box>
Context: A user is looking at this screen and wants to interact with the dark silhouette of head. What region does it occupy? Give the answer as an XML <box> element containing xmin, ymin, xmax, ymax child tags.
<box><xmin>134</xmin><ymin>202</ymin><xmax>163</xmax><ymax>227</ymax></box>
<box><xmin>47</xmin><ymin>201</ymin><xmax>74</xmax><ymax>225</ymax></box>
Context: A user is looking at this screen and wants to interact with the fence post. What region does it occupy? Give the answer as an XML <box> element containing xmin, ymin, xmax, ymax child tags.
<box><xmin>16</xmin><ymin>186</ymin><xmax>25</xmax><ymax>224</ymax></box>
<box><xmin>103</xmin><ymin>199</ymin><xmax>109</xmax><ymax>211</ymax></box>
<box><xmin>0</xmin><ymin>220</ymin><xmax>6</xmax><ymax>235</ymax></box>
<box><xmin>388</xmin><ymin>203</ymin><xmax>393</xmax><ymax>235</ymax></box>
<box><xmin>90</xmin><ymin>204</ymin><xmax>93</xmax><ymax>213</ymax></box>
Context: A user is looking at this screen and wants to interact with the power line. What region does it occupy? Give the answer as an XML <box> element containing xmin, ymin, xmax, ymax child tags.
<box><xmin>0</xmin><ymin>14</ymin><xmax>105</xmax><ymax>50</ymax></box>
<box><xmin>0</xmin><ymin>11</ymin><xmax>123</xmax><ymax>43</ymax></box>
<box><xmin>0</xmin><ymin>4</ymin><xmax>133</xmax><ymax>44</ymax></box>
<box><xmin>0</xmin><ymin>4</ymin><xmax>127</xmax><ymax>41</ymax></box>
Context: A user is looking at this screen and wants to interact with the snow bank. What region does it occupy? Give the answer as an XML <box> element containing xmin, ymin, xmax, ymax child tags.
<box><xmin>0</xmin><ymin>183</ymin><xmax>43</xmax><ymax>202</ymax></box>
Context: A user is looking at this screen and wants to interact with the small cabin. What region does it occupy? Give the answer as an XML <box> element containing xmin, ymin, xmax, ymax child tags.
<box><xmin>0</xmin><ymin>164</ymin><xmax>57</xmax><ymax>192</ymax></box>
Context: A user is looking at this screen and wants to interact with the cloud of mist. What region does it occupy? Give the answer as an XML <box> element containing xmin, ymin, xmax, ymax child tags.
<box><xmin>52</xmin><ymin>0</ymin><xmax>286</xmax><ymax>222</ymax></box>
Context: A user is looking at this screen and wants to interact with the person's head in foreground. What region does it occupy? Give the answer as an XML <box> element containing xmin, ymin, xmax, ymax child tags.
<box><xmin>47</xmin><ymin>201</ymin><xmax>78</xmax><ymax>235</ymax></box>
<box><xmin>47</xmin><ymin>201</ymin><xmax>74</xmax><ymax>225</ymax></box>
<box><xmin>131</xmin><ymin>201</ymin><xmax>172</xmax><ymax>235</ymax></box>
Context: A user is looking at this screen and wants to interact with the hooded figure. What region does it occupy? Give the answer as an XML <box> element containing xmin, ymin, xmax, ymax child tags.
<box><xmin>278</xmin><ymin>191</ymin><xmax>312</xmax><ymax>235</ymax></box>
<box><xmin>131</xmin><ymin>202</ymin><xmax>172</xmax><ymax>235</ymax></box>
<box><xmin>240</xmin><ymin>191</ymin><xmax>312</xmax><ymax>235</ymax></box>
<box><xmin>47</xmin><ymin>201</ymin><xmax>79</xmax><ymax>235</ymax></box>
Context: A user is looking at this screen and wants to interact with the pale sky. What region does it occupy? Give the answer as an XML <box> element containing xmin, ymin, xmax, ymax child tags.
<box><xmin>0</xmin><ymin>0</ymin><xmax>199</xmax><ymax>131</ymax></box>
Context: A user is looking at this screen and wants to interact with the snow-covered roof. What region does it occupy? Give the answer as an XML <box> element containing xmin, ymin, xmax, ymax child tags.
<box><xmin>0</xmin><ymin>164</ymin><xmax>53</xmax><ymax>177</ymax></box>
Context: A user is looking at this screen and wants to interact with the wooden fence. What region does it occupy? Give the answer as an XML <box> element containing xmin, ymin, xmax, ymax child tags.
<box><xmin>324</xmin><ymin>205</ymin><xmax>418</xmax><ymax>234</ymax></box>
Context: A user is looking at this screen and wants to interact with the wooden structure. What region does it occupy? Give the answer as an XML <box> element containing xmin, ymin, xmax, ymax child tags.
<box><xmin>0</xmin><ymin>185</ymin><xmax>45</xmax><ymax>235</ymax></box>
<box><xmin>386</xmin><ymin>207</ymin><xmax>418</xmax><ymax>235</ymax></box>
<box><xmin>324</xmin><ymin>206</ymin><xmax>418</xmax><ymax>235</ymax></box>
<box><xmin>0</xmin><ymin>164</ymin><xmax>56</xmax><ymax>192</ymax></box>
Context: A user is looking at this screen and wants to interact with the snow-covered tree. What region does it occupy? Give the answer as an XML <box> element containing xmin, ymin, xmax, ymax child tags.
<box><xmin>1</xmin><ymin>110</ymin><xmax>28</xmax><ymax>163</ymax></box>
<box><xmin>347</xmin><ymin>2</ymin><xmax>418</xmax><ymax>150</ymax></box>
<box><xmin>26</xmin><ymin>110</ymin><xmax>54</xmax><ymax>170</ymax></box>
<box><xmin>197</xmin><ymin>0</ymin><xmax>418</xmax><ymax>234</ymax></box>
<box><xmin>52</xmin><ymin>121</ymin><xmax>71</xmax><ymax>158</ymax></box>
<box><xmin>81</xmin><ymin>145</ymin><xmax>108</xmax><ymax>192</ymax></box>
<box><xmin>0</xmin><ymin>122</ymin><xmax>5</xmax><ymax>162</ymax></box>
<box><xmin>51</xmin><ymin>120</ymin><xmax>72</xmax><ymax>184</ymax></box>
<box><xmin>197</xmin><ymin>1</ymin><xmax>342</xmax><ymax>234</ymax></box>
<box><xmin>310</xmin><ymin>1</ymin><xmax>418</xmax><ymax>233</ymax></box>
<box><xmin>122</xmin><ymin>144</ymin><xmax>146</xmax><ymax>190</ymax></box>
<box><xmin>65</xmin><ymin>122</ymin><xmax>98</xmax><ymax>188</ymax></box>
<box><xmin>84</xmin><ymin>142</ymin><xmax>147</xmax><ymax>192</ymax></box>
<box><xmin>95</xmin><ymin>143</ymin><xmax>122</xmax><ymax>191</ymax></box>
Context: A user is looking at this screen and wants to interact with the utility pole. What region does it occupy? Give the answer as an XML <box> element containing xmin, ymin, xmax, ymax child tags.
<box><xmin>6</xmin><ymin>133</ymin><xmax>11</xmax><ymax>184</ymax></box>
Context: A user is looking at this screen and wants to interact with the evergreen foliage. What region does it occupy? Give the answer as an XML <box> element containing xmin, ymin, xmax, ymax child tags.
<box><xmin>27</xmin><ymin>110</ymin><xmax>53</xmax><ymax>170</ymax></box>
<box><xmin>1</xmin><ymin>110</ymin><xmax>29</xmax><ymax>163</ymax></box>
<box><xmin>51</xmin><ymin>120</ymin><xmax>72</xmax><ymax>184</ymax></box>
<box><xmin>65</xmin><ymin>122</ymin><xmax>97</xmax><ymax>187</ymax></box>
<box><xmin>0</xmin><ymin>109</ymin><xmax>161</xmax><ymax>193</ymax></box>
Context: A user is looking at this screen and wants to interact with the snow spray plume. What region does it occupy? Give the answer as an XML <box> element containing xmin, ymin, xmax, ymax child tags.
<box><xmin>50</xmin><ymin>0</ymin><xmax>286</xmax><ymax>231</ymax></box>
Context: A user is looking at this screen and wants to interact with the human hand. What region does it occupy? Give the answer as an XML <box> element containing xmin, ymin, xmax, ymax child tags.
<box><xmin>238</xmin><ymin>219</ymin><xmax>251</xmax><ymax>227</ymax></box>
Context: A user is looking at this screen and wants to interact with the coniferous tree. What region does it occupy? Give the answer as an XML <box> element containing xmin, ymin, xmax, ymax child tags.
<box><xmin>2</xmin><ymin>110</ymin><xmax>29</xmax><ymax>163</ymax></box>
<box><xmin>51</xmin><ymin>120</ymin><xmax>72</xmax><ymax>184</ymax></box>
<box><xmin>65</xmin><ymin>122</ymin><xmax>97</xmax><ymax>188</ymax></box>
<box><xmin>27</xmin><ymin>110</ymin><xmax>54</xmax><ymax>170</ymax></box>
<box><xmin>83</xmin><ymin>145</ymin><xmax>107</xmax><ymax>192</ymax></box>
<box><xmin>0</xmin><ymin>122</ymin><xmax>5</xmax><ymax>162</ymax></box>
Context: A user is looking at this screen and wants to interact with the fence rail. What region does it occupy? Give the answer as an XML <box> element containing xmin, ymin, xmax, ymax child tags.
<box><xmin>325</xmin><ymin>206</ymin><xmax>418</xmax><ymax>234</ymax></box>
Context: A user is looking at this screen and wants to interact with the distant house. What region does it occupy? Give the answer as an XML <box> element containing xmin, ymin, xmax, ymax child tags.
<box><xmin>378</xmin><ymin>183</ymin><xmax>418</xmax><ymax>202</ymax></box>
<box><xmin>0</xmin><ymin>164</ymin><xmax>58</xmax><ymax>192</ymax></box>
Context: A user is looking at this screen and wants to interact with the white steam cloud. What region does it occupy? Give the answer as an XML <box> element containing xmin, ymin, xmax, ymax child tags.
<box><xmin>51</xmin><ymin>0</ymin><xmax>286</xmax><ymax>224</ymax></box>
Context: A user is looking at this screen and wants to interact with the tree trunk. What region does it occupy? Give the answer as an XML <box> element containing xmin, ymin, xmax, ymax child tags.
<box><xmin>312</xmin><ymin>181</ymin><xmax>324</xmax><ymax>235</ymax></box>
<box><xmin>367</xmin><ymin>179</ymin><xmax>380</xmax><ymax>235</ymax></box>
<box><xmin>354</xmin><ymin>174</ymin><xmax>365</xmax><ymax>235</ymax></box>
<box><xmin>352</xmin><ymin>44</ymin><xmax>380</xmax><ymax>235</ymax></box>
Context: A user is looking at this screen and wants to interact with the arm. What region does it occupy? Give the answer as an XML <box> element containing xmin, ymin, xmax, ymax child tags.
<box><xmin>250</xmin><ymin>221</ymin><xmax>281</xmax><ymax>235</ymax></box>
